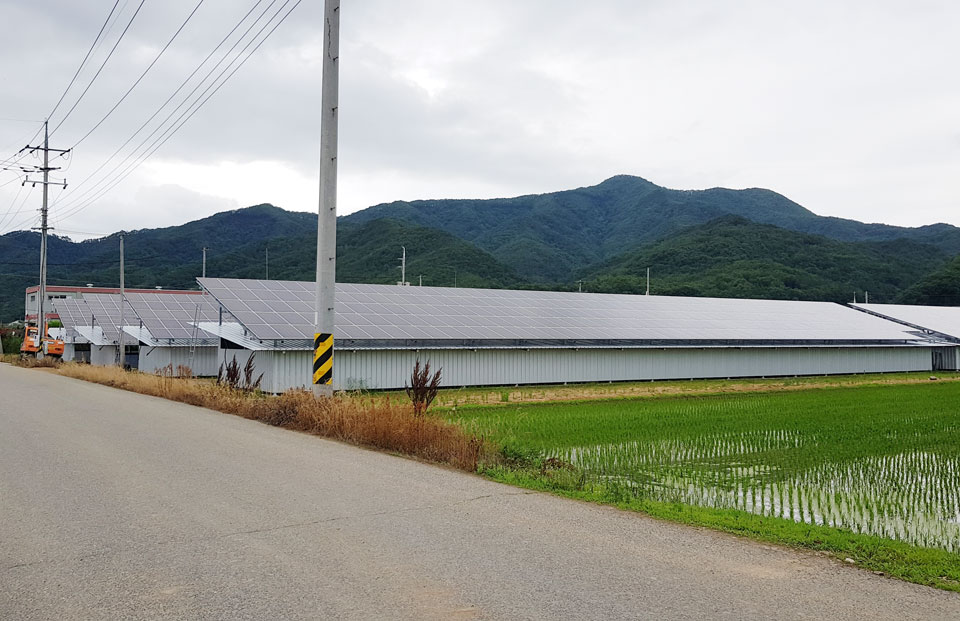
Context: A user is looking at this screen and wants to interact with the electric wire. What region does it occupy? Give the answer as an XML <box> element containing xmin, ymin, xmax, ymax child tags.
<box><xmin>49</xmin><ymin>0</ymin><xmax>269</xmax><ymax>211</ymax></box>
<box><xmin>49</xmin><ymin>0</ymin><xmax>147</xmax><ymax>138</ymax></box>
<box><xmin>0</xmin><ymin>182</ymin><xmax>28</xmax><ymax>230</ymax></box>
<box><xmin>57</xmin><ymin>0</ymin><xmax>301</xmax><ymax>222</ymax></box>
<box><xmin>53</xmin><ymin>0</ymin><xmax>284</xmax><ymax>215</ymax></box>
<box><xmin>70</xmin><ymin>0</ymin><xmax>206</xmax><ymax>148</ymax></box>
<box><xmin>46</xmin><ymin>0</ymin><xmax>122</xmax><ymax>121</ymax></box>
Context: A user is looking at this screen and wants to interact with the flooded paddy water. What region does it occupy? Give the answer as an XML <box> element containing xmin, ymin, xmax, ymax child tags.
<box><xmin>557</xmin><ymin>438</ymin><xmax>960</xmax><ymax>552</ymax></box>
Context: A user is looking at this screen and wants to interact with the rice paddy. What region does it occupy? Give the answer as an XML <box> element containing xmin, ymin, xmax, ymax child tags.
<box><xmin>449</xmin><ymin>381</ymin><xmax>960</xmax><ymax>553</ymax></box>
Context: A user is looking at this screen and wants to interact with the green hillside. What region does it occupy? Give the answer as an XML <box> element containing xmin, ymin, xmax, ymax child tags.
<box><xmin>344</xmin><ymin>175</ymin><xmax>960</xmax><ymax>282</ymax></box>
<box><xmin>0</xmin><ymin>215</ymin><xmax>521</xmax><ymax>321</ymax></box>
<box><xmin>582</xmin><ymin>216</ymin><xmax>949</xmax><ymax>303</ymax></box>
<box><xmin>897</xmin><ymin>255</ymin><xmax>960</xmax><ymax>306</ymax></box>
<box><xmin>3</xmin><ymin>175</ymin><xmax>959</xmax><ymax>322</ymax></box>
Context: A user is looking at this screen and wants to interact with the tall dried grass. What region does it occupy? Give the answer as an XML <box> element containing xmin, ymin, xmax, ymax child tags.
<box><xmin>56</xmin><ymin>363</ymin><xmax>486</xmax><ymax>471</ymax></box>
<box><xmin>12</xmin><ymin>355</ymin><xmax>62</xmax><ymax>368</ymax></box>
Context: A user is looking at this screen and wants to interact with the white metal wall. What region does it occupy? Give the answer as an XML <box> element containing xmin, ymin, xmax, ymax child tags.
<box><xmin>90</xmin><ymin>345</ymin><xmax>118</xmax><ymax>366</ymax></box>
<box><xmin>139</xmin><ymin>346</ymin><xmax>219</xmax><ymax>376</ymax></box>
<box><xmin>217</xmin><ymin>345</ymin><xmax>935</xmax><ymax>393</ymax></box>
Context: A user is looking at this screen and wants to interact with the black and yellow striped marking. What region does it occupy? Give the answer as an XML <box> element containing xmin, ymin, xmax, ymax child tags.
<box><xmin>313</xmin><ymin>333</ymin><xmax>333</xmax><ymax>385</ymax></box>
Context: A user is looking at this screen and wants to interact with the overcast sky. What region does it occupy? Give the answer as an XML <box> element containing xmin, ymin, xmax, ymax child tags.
<box><xmin>0</xmin><ymin>0</ymin><xmax>957</xmax><ymax>239</ymax></box>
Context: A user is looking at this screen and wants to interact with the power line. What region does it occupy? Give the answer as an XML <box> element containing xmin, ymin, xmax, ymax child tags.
<box><xmin>50</xmin><ymin>0</ymin><xmax>270</xmax><ymax>212</ymax></box>
<box><xmin>49</xmin><ymin>0</ymin><xmax>146</xmax><ymax>138</ymax></box>
<box><xmin>46</xmin><ymin>0</ymin><xmax>122</xmax><ymax>121</ymax></box>
<box><xmin>0</xmin><ymin>185</ymin><xmax>37</xmax><ymax>233</ymax></box>
<box><xmin>70</xmin><ymin>0</ymin><xmax>206</xmax><ymax>148</ymax></box>
<box><xmin>55</xmin><ymin>0</ymin><xmax>287</xmax><ymax>215</ymax></box>
<box><xmin>57</xmin><ymin>0</ymin><xmax>302</xmax><ymax>222</ymax></box>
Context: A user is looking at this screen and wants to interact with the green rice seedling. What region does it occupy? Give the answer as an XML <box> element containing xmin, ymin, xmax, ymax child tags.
<box><xmin>450</xmin><ymin>382</ymin><xmax>960</xmax><ymax>552</ymax></box>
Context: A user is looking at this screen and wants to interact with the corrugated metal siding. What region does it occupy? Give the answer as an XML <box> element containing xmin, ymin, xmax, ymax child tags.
<box><xmin>90</xmin><ymin>345</ymin><xmax>117</xmax><ymax>366</ymax></box>
<box><xmin>138</xmin><ymin>346</ymin><xmax>219</xmax><ymax>376</ymax></box>
<box><xmin>335</xmin><ymin>347</ymin><xmax>932</xmax><ymax>390</ymax></box>
<box><xmin>219</xmin><ymin>345</ymin><xmax>933</xmax><ymax>393</ymax></box>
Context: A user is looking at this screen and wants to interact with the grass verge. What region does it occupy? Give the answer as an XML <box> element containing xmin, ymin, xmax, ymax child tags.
<box><xmin>447</xmin><ymin>382</ymin><xmax>960</xmax><ymax>592</ymax></box>
<box><xmin>54</xmin><ymin>362</ymin><xmax>488</xmax><ymax>471</ymax></box>
<box><xmin>483</xmin><ymin>466</ymin><xmax>960</xmax><ymax>592</ymax></box>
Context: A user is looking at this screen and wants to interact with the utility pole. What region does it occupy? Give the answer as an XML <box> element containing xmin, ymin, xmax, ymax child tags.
<box><xmin>577</xmin><ymin>279</ymin><xmax>583</xmax><ymax>293</ymax></box>
<box><xmin>865</xmin><ymin>291</ymin><xmax>869</xmax><ymax>304</ymax></box>
<box><xmin>22</xmin><ymin>120</ymin><xmax>69</xmax><ymax>358</ymax></box>
<box><xmin>313</xmin><ymin>0</ymin><xmax>340</xmax><ymax>398</ymax></box>
<box><xmin>418</xmin><ymin>274</ymin><xmax>422</xmax><ymax>287</ymax></box>
<box><xmin>118</xmin><ymin>234</ymin><xmax>125</xmax><ymax>367</ymax></box>
<box><xmin>202</xmin><ymin>247</ymin><xmax>207</xmax><ymax>278</ymax></box>
<box><xmin>646</xmin><ymin>267</ymin><xmax>650</xmax><ymax>295</ymax></box>
<box><xmin>398</xmin><ymin>246</ymin><xmax>408</xmax><ymax>286</ymax></box>
<box><xmin>265</xmin><ymin>246</ymin><xmax>269</xmax><ymax>279</ymax></box>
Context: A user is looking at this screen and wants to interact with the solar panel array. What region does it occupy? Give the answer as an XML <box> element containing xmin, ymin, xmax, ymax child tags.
<box><xmin>199</xmin><ymin>278</ymin><xmax>920</xmax><ymax>344</ymax></box>
<box><xmin>51</xmin><ymin>298</ymin><xmax>92</xmax><ymax>340</ymax></box>
<box><xmin>81</xmin><ymin>293</ymin><xmax>138</xmax><ymax>342</ymax></box>
<box><xmin>125</xmin><ymin>292</ymin><xmax>220</xmax><ymax>340</ymax></box>
<box><xmin>852</xmin><ymin>303</ymin><xmax>960</xmax><ymax>340</ymax></box>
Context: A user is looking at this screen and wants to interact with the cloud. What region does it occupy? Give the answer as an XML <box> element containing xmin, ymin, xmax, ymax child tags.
<box><xmin>0</xmin><ymin>0</ymin><xmax>958</xmax><ymax>239</ymax></box>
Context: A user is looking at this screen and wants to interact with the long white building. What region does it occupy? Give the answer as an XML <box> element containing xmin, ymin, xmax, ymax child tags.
<box><xmin>195</xmin><ymin>278</ymin><xmax>951</xmax><ymax>393</ymax></box>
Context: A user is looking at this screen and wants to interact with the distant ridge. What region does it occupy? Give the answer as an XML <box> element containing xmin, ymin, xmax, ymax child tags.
<box><xmin>1</xmin><ymin>175</ymin><xmax>958</xmax><ymax>321</ymax></box>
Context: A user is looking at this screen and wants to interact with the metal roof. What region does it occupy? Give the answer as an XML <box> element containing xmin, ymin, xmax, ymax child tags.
<box><xmin>851</xmin><ymin>303</ymin><xmax>960</xmax><ymax>342</ymax></box>
<box><xmin>198</xmin><ymin>278</ymin><xmax>924</xmax><ymax>347</ymax></box>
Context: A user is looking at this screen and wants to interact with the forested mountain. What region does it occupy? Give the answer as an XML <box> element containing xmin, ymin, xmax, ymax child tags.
<box><xmin>1</xmin><ymin>175</ymin><xmax>958</xmax><ymax>321</ymax></box>
<box><xmin>897</xmin><ymin>255</ymin><xmax>960</xmax><ymax>306</ymax></box>
<box><xmin>581</xmin><ymin>216</ymin><xmax>949</xmax><ymax>303</ymax></box>
<box><xmin>343</xmin><ymin>175</ymin><xmax>960</xmax><ymax>282</ymax></box>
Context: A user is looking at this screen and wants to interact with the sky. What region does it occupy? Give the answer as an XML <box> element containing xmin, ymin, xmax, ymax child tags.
<box><xmin>0</xmin><ymin>0</ymin><xmax>957</xmax><ymax>240</ymax></box>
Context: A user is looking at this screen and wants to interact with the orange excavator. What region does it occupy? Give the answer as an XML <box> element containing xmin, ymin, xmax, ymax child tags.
<box><xmin>20</xmin><ymin>322</ymin><xmax>65</xmax><ymax>358</ymax></box>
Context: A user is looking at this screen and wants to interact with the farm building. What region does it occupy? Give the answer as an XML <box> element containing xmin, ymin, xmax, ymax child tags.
<box><xmin>51</xmin><ymin>290</ymin><xmax>219</xmax><ymax>374</ymax></box>
<box><xmin>121</xmin><ymin>291</ymin><xmax>220</xmax><ymax>376</ymax></box>
<box><xmin>196</xmin><ymin>277</ymin><xmax>949</xmax><ymax>393</ymax></box>
<box><xmin>851</xmin><ymin>303</ymin><xmax>960</xmax><ymax>370</ymax></box>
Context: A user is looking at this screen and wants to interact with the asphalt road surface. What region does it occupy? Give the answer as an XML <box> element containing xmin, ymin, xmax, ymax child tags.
<box><xmin>2</xmin><ymin>364</ymin><xmax>959</xmax><ymax>620</ymax></box>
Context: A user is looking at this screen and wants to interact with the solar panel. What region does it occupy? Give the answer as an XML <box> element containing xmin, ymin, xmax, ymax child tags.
<box><xmin>51</xmin><ymin>298</ymin><xmax>92</xmax><ymax>341</ymax></box>
<box><xmin>124</xmin><ymin>292</ymin><xmax>220</xmax><ymax>340</ymax></box>
<box><xmin>199</xmin><ymin>278</ymin><xmax>920</xmax><ymax>344</ymax></box>
<box><xmin>852</xmin><ymin>304</ymin><xmax>960</xmax><ymax>340</ymax></box>
<box><xmin>81</xmin><ymin>293</ymin><xmax>138</xmax><ymax>343</ymax></box>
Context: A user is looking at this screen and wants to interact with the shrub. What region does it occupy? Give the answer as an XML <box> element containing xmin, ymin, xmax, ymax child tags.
<box><xmin>217</xmin><ymin>353</ymin><xmax>263</xmax><ymax>391</ymax></box>
<box><xmin>405</xmin><ymin>359</ymin><xmax>442</xmax><ymax>416</ymax></box>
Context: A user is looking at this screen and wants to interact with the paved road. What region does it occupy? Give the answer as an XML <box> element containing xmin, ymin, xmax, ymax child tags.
<box><xmin>2</xmin><ymin>364</ymin><xmax>958</xmax><ymax>620</ymax></box>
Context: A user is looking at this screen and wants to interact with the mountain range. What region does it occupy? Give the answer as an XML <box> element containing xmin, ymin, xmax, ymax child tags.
<box><xmin>1</xmin><ymin>175</ymin><xmax>957</xmax><ymax>321</ymax></box>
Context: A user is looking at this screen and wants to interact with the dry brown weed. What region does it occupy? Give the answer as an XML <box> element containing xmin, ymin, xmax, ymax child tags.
<box><xmin>55</xmin><ymin>363</ymin><xmax>486</xmax><ymax>471</ymax></box>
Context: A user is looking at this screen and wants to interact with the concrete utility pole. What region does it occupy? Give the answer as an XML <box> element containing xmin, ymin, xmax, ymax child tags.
<box><xmin>118</xmin><ymin>234</ymin><xmax>125</xmax><ymax>367</ymax></box>
<box><xmin>646</xmin><ymin>267</ymin><xmax>650</xmax><ymax>295</ymax></box>
<box><xmin>398</xmin><ymin>246</ymin><xmax>408</xmax><ymax>286</ymax></box>
<box><xmin>23</xmin><ymin>120</ymin><xmax>68</xmax><ymax>358</ymax></box>
<box><xmin>313</xmin><ymin>0</ymin><xmax>340</xmax><ymax>398</ymax></box>
<box><xmin>265</xmin><ymin>246</ymin><xmax>269</xmax><ymax>279</ymax></box>
<box><xmin>202</xmin><ymin>247</ymin><xmax>207</xmax><ymax>278</ymax></box>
